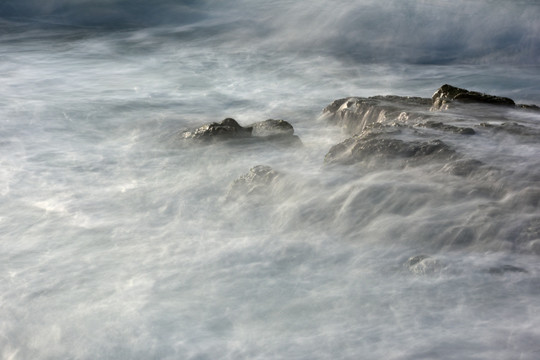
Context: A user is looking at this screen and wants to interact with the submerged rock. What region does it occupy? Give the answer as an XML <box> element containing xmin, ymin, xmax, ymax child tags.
<box><xmin>325</xmin><ymin>134</ymin><xmax>456</xmax><ymax>166</ymax></box>
<box><xmin>431</xmin><ymin>84</ymin><xmax>515</xmax><ymax>110</ymax></box>
<box><xmin>478</xmin><ymin>122</ymin><xmax>540</xmax><ymax>137</ymax></box>
<box><xmin>441</xmin><ymin>159</ymin><xmax>484</xmax><ymax>177</ymax></box>
<box><xmin>405</xmin><ymin>255</ymin><xmax>442</xmax><ymax>275</ymax></box>
<box><xmin>487</xmin><ymin>264</ymin><xmax>528</xmax><ymax>275</ymax></box>
<box><xmin>226</xmin><ymin>165</ymin><xmax>281</xmax><ymax>200</ymax></box>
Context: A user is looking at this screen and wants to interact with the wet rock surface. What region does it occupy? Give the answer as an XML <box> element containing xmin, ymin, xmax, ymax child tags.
<box><xmin>431</xmin><ymin>84</ymin><xmax>515</xmax><ymax>110</ymax></box>
<box><xmin>319</xmin><ymin>85</ymin><xmax>540</xmax><ymax>254</ymax></box>
<box><xmin>415</xmin><ymin>120</ymin><xmax>475</xmax><ymax>135</ymax></box>
<box><xmin>478</xmin><ymin>122</ymin><xmax>540</xmax><ymax>137</ymax></box>
<box><xmin>189</xmin><ymin>85</ymin><xmax>539</xmax><ymax>254</ymax></box>
<box><xmin>322</xmin><ymin>84</ymin><xmax>540</xmax><ymax>173</ymax></box>
<box><xmin>321</xmin><ymin>95</ymin><xmax>432</xmax><ymax>135</ymax></box>
<box><xmin>250</xmin><ymin>119</ymin><xmax>294</xmax><ymax>137</ymax></box>
<box><xmin>325</xmin><ymin>136</ymin><xmax>456</xmax><ymax>166</ymax></box>
<box><xmin>321</xmin><ymin>84</ymin><xmax>536</xmax><ymax>139</ymax></box>
<box><xmin>182</xmin><ymin>118</ymin><xmax>252</xmax><ymax>141</ymax></box>
<box><xmin>182</xmin><ymin>118</ymin><xmax>301</xmax><ymax>145</ymax></box>
<box><xmin>324</xmin><ymin>119</ymin><xmax>458</xmax><ymax>167</ymax></box>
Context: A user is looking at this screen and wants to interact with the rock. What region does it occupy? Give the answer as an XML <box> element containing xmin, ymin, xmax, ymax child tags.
<box><xmin>226</xmin><ymin>165</ymin><xmax>281</xmax><ymax>200</ymax></box>
<box><xmin>517</xmin><ymin>103</ymin><xmax>540</xmax><ymax>111</ymax></box>
<box><xmin>250</xmin><ymin>119</ymin><xmax>294</xmax><ymax>137</ymax></box>
<box><xmin>249</xmin><ymin>119</ymin><xmax>302</xmax><ymax>146</ymax></box>
<box><xmin>487</xmin><ymin>264</ymin><xmax>528</xmax><ymax>275</ymax></box>
<box><xmin>182</xmin><ymin>117</ymin><xmax>301</xmax><ymax>145</ymax></box>
<box><xmin>431</xmin><ymin>84</ymin><xmax>515</xmax><ymax>110</ymax></box>
<box><xmin>182</xmin><ymin>118</ymin><xmax>252</xmax><ymax>141</ymax></box>
<box><xmin>325</xmin><ymin>134</ymin><xmax>456</xmax><ymax>166</ymax></box>
<box><xmin>321</xmin><ymin>95</ymin><xmax>432</xmax><ymax>135</ymax></box>
<box><xmin>478</xmin><ymin>122</ymin><xmax>540</xmax><ymax>137</ymax></box>
<box><xmin>405</xmin><ymin>255</ymin><xmax>442</xmax><ymax>275</ymax></box>
<box><xmin>416</xmin><ymin>120</ymin><xmax>475</xmax><ymax>135</ymax></box>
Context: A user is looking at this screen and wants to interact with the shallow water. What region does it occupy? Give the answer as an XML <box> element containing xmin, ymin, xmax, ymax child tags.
<box><xmin>1</xmin><ymin>1</ymin><xmax>540</xmax><ymax>359</ymax></box>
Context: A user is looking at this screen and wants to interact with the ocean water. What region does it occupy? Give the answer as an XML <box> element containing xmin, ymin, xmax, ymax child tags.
<box><xmin>1</xmin><ymin>1</ymin><xmax>540</xmax><ymax>359</ymax></box>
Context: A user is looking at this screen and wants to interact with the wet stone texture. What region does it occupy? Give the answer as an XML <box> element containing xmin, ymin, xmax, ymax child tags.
<box><xmin>182</xmin><ymin>118</ymin><xmax>301</xmax><ymax>145</ymax></box>
<box><xmin>415</xmin><ymin>120</ymin><xmax>475</xmax><ymax>135</ymax></box>
<box><xmin>322</xmin><ymin>84</ymin><xmax>540</xmax><ymax>173</ymax></box>
<box><xmin>321</xmin><ymin>95</ymin><xmax>432</xmax><ymax>135</ymax></box>
<box><xmin>431</xmin><ymin>84</ymin><xmax>515</xmax><ymax>110</ymax></box>
<box><xmin>182</xmin><ymin>118</ymin><xmax>252</xmax><ymax>141</ymax></box>
<box><xmin>324</xmin><ymin>129</ymin><xmax>457</xmax><ymax>167</ymax></box>
<box><xmin>250</xmin><ymin>119</ymin><xmax>294</xmax><ymax>137</ymax></box>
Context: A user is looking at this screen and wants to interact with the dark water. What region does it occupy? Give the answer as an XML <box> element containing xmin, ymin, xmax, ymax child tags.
<box><xmin>1</xmin><ymin>1</ymin><xmax>540</xmax><ymax>359</ymax></box>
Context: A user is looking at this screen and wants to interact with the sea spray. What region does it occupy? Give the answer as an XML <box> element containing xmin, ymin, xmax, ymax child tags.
<box><xmin>1</xmin><ymin>1</ymin><xmax>540</xmax><ymax>359</ymax></box>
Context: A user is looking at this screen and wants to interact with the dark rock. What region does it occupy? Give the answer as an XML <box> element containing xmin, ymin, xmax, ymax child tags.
<box><xmin>517</xmin><ymin>104</ymin><xmax>540</xmax><ymax>111</ymax></box>
<box><xmin>405</xmin><ymin>255</ymin><xmax>442</xmax><ymax>275</ymax></box>
<box><xmin>250</xmin><ymin>119</ymin><xmax>294</xmax><ymax>137</ymax></box>
<box><xmin>478</xmin><ymin>122</ymin><xmax>539</xmax><ymax>137</ymax></box>
<box><xmin>248</xmin><ymin>119</ymin><xmax>302</xmax><ymax>146</ymax></box>
<box><xmin>487</xmin><ymin>265</ymin><xmax>528</xmax><ymax>275</ymax></box>
<box><xmin>226</xmin><ymin>165</ymin><xmax>280</xmax><ymax>200</ymax></box>
<box><xmin>325</xmin><ymin>135</ymin><xmax>456</xmax><ymax>166</ymax></box>
<box><xmin>431</xmin><ymin>84</ymin><xmax>515</xmax><ymax>110</ymax></box>
<box><xmin>416</xmin><ymin>120</ymin><xmax>475</xmax><ymax>135</ymax></box>
<box><xmin>322</xmin><ymin>98</ymin><xmax>349</xmax><ymax>115</ymax></box>
<box><xmin>182</xmin><ymin>118</ymin><xmax>252</xmax><ymax>141</ymax></box>
<box><xmin>321</xmin><ymin>95</ymin><xmax>431</xmax><ymax>135</ymax></box>
<box><xmin>182</xmin><ymin>117</ymin><xmax>301</xmax><ymax>145</ymax></box>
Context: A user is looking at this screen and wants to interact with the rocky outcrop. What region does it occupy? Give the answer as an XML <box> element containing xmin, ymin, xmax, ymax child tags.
<box><xmin>182</xmin><ymin>118</ymin><xmax>301</xmax><ymax>145</ymax></box>
<box><xmin>431</xmin><ymin>84</ymin><xmax>515</xmax><ymax>110</ymax></box>
<box><xmin>324</xmin><ymin>124</ymin><xmax>457</xmax><ymax>167</ymax></box>
<box><xmin>320</xmin><ymin>85</ymin><xmax>532</xmax><ymax>138</ymax></box>
<box><xmin>321</xmin><ymin>95</ymin><xmax>432</xmax><ymax>135</ymax></box>
<box><xmin>320</xmin><ymin>84</ymin><xmax>540</xmax><ymax>174</ymax></box>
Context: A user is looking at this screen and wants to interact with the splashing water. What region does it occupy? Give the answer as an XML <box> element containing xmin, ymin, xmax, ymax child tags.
<box><xmin>1</xmin><ymin>1</ymin><xmax>540</xmax><ymax>359</ymax></box>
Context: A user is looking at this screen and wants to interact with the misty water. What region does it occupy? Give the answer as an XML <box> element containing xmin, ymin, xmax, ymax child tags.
<box><xmin>1</xmin><ymin>1</ymin><xmax>540</xmax><ymax>359</ymax></box>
